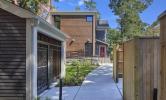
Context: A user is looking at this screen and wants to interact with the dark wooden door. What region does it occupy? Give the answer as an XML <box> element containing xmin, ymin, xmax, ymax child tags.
<box><xmin>37</xmin><ymin>44</ymin><xmax>48</xmax><ymax>95</ymax></box>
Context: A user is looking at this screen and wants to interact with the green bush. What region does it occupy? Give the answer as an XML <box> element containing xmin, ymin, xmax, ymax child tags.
<box><xmin>62</xmin><ymin>59</ymin><xmax>96</xmax><ymax>86</ymax></box>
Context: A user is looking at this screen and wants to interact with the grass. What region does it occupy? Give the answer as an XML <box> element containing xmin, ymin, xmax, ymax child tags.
<box><xmin>62</xmin><ymin>60</ymin><xmax>97</xmax><ymax>86</ymax></box>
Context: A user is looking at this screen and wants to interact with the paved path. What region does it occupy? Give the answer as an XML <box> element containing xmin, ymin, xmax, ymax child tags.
<box><xmin>74</xmin><ymin>64</ymin><xmax>122</xmax><ymax>100</ymax></box>
<box><xmin>41</xmin><ymin>64</ymin><xmax>122</xmax><ymax>100</ymax></box>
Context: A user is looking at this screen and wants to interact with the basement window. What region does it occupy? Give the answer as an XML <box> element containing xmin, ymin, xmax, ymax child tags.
<box><xmin>86</xmin><ymin>16</ymin><xmax>93</xmax><ymax>22</ymax></box>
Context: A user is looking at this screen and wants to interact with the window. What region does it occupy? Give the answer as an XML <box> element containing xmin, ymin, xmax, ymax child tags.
<box><xmin>86</xmin><ymin>16</ymin><xmax>93</xmax><ymax>22</ymax></box>
<box><xmin>54</xmin><ymin>16</ymin><xmax>61</xmax><ymax>29</ymax></box>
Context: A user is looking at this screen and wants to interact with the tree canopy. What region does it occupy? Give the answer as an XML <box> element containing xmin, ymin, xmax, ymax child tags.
<box><xmin>84</xmin><ymin>0</ymin><xmax>96</xmax><ymax>11</ymax></box>
<box><xmin>143</xmin><ymin>20</ymin><xmax>160</xmax><ymax>36</ymax></box>
<box><xmin>109</xmin><ymin>0</ymin><xmax>153</xmax><ymax>40</ymax></box>
<box><xmin>7</xmin><ymin>0</ymin><xmax>59</xmax><ymax>14</ymax></box>
<box><xmin>107</xmin><ymin>29</ymin><xmax>122</xmax><ymax>52</ymax></box>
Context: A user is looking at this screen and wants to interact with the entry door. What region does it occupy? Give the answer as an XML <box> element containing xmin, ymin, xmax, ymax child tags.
<box><xmin>99</xmin><ymin>46</ymin><xmax>106</xmax><ymax>57</ymax></box>
<box><xmin>37</xmin><ymin>44</ymin><xmax>48</xmax><ymax>95</ymax></box>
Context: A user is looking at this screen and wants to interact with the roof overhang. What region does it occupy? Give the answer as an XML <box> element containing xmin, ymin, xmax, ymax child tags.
<box><xmin>36</xmin><ymin>16</ymin><xmax>69</xmax><ymax>42</ymax></box>
<box><xmin>0</xmin><ymin>0</ymin><xmax>35</xmax><ymax>18</ymax></box>
<box><xmin>158</xmin><ymin>10</ymin><xmax>166</xmax><ymax>20</ymax></box>
<box><xmin>51</xmin><ymin>11</ymin><xmax>97</xmax><ymax>16</ymax></box>
<box><xmin>0</xmin><ymin>0</ymin><xmax>69</xmax><ymax>41</ymax></box>
<box><xmin>96</xmin><ymin>39</ymin><xmax>109</xmax><ymax>45</ymax></box>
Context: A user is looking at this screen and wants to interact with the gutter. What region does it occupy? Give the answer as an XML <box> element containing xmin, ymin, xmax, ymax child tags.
<box><xmin>158</xmin><ymin>10</ymin><xmax>166</xmax><ymax>20</ymax></box>
<box><xmin>35</xmin><ymin>16</ymin><xmax>70</xmax><ymax>40</ymax></box>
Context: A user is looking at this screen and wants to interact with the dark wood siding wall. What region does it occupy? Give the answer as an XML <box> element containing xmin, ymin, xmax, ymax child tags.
<box><xmin>96</xmin><ymin>30</ymin><xmax>106</xmax><ymax>42</ymax></box>
<box><xmin>0</xmin><ymin>9</ymin><xmax>26</xmax><ymax>99</ymax></box>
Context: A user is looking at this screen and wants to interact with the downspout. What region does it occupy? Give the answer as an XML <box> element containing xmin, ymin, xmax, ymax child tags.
<box><xmin>59</xmin><ymin>41</ymin><xmax>66</xmax><ymax>100</ymax></box>
<box><xmin>92</xmin><ymin>15</ymin><xmax>96</xmax><ymax>57</ymax></box>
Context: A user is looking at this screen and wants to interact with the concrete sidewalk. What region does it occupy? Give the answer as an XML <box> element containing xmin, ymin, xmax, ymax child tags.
<box><xmin>74</xmin><ymin>64</ymin><xmax>122</xmax><ymax>100</ymax></box>
<box><xmin>40</xmin><ymin>64</ymin><xmax>122</xmax><ymax>100</ymax></box>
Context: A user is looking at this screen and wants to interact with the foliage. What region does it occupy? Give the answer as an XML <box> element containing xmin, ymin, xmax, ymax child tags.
<box><xmin>109</xmin><ymin>0</ymin><xmax>153</xmax><ymax>40</ymax></box>
<box><xmin>84</xmin><ymin>0</ymin><xmax>96</xmax><ymax>11</ymax></box>
<box><xmin>143</xmin><ymin>20</ymin><xmax>160</xmax><ymax>36</ymax></box>
<box><xmin>107</xmin><ymin>28</ymin><xmax>122</xmax><ymax>53</ymax></box>
<box><xmin>75</xmin><ymin>6</ymin><xmax>81</xmax><ymax>11</ymax></box>
<box><xmin>62</xmin><ymin>60</ymin><xmax>96</xmax><ymax>86</ymax></box>
<box><xmin>6</xmin><ymin>0</ymin><xmax>59</xmax><ymax>14</ymax></box>
<box><xmin>35</xmin><ymin>97</ymin><xmax>51</xmax><ymax>100</ymax></box>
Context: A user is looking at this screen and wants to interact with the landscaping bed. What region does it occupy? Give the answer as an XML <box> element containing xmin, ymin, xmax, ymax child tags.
<box><xmin>63</xmin><ymin>60</ymin><xmax>97</xmax><ymax>86</ymax></box>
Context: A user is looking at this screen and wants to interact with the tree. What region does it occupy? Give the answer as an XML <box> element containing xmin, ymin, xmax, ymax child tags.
<box><xmin>75</xmin><ymin>6</ymin><xmax>81</xmax><ymax>11</ymax></box>
<box><xmin>107</xmin><ymin>28</ymin><xmax>122</xmax><ymax>53</ymax></box>
<box><xmin>143</xmin><ymin>20</ymin><xmax>160</xmax><ymax>36</ymax></box>
<box><xmin>6</xmin><ymin>0</ymin><xmax>59</xmax><ymax>14</ymax></box>
<box><xmin>84</xmin><ymin>0</ymin><xmax>96</xmax><ymax>11</ymax></box>
<box><xmin>109</xmin><ymin>0</ymin><xmax>153</xmax><ymax>40</ymax></box>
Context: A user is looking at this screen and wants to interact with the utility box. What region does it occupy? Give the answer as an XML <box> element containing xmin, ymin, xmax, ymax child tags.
<box><xmin>123</xmin><ymin>37</ymin><xmax>160</xmax><ymax>100</ymax></box>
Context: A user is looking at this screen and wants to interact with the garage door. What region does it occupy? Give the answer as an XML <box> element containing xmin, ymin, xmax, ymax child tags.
<box><xmin>37</xmin><ymin>44</ymin><xmax>48</xmax><ymax>95</ymax></box>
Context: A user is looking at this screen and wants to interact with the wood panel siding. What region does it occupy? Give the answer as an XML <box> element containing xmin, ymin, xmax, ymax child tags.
<box><xmin>124</xmin><ymin>40</ymin><xmax>136</xmax><ymax>100</ymax></box>
<box><xmin>0</xmin><ymin>8</ymin><xmax>26</xmax><ymax>100</ymax></box>
<box><xmin>58</xmin><ymin>15</ymin><xmax>94</xmax><ymax>58</ymax></box>
<box><xmin>123</xmin><ymin>37</ymin><xmax>159</xmax><ymax>100</ymax></box>
<box><xmin>159</xmin><ymin>15</ymin><xmax>166</xmax><ymax>100</ymax></box>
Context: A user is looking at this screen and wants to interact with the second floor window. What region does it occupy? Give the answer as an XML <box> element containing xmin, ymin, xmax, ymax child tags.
<box><xmin>54</xmin><ymin>16</ymin><xmax>61</xmax><ymax>29</ymax></box>
<box><xmin>86</xmin><ymin>16</ymin><xmax>93</xmax><ymax>22</ymax></box>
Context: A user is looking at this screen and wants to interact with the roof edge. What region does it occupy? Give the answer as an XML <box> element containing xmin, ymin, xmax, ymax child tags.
<box><xmin>51</xmin><ymin>11</ymin><xmax>97</xmax><ymax>16</ymax></box>
<box><xmin>96</xmin><ymin>39</ymin><xmax>109</xmax><ymax>45</ymax></box>
<box><xmin>0</xmin><ymin>0</ymin><xmax>35</xmax><ymax>18</ymax></box>
<box><xmin>124</xmin><ymin>36</ymin><xmax>159</xmax><ymax>43</ymax></box>
<box><xmin>36</xmin><ymin>16</ymin><xmax>69</xmax><ymax>40</ymax></box>
<box><xmin>158</xmin><ymin>10</ymin><xmax>166</xmax><ymax>20</ymax></box>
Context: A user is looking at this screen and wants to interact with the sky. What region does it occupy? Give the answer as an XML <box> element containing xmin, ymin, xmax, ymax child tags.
<box><xmin>53</xmin><ymin>0</ymin><xmax>166</xmax><ymax>29</ymax></box>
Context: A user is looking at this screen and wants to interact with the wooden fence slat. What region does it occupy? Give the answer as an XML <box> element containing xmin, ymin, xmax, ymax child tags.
<box><xmin>123</xmin><ymin>37</ymin><xmax>159</xmax><ymax>100</ymax></box>
<box><xmin>113</xmin><ymin>44</ymin><xmax>124</xmax><ymax>82</ymax></box>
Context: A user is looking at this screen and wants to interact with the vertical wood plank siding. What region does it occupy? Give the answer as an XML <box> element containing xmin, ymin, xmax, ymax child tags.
<box><xmin>159</xmin><ymin>15</ymin><xmax>166</xmax><ymax>100</ymax></box>
<box><xmin>123</xmin><ymin>37</ymin><xmax>159</xmax><ymax>100</ymax></box>
<box><xmin>0</xmin><ymin>9</ymin><xmax>26</xmax><ymax>100</ymax></box>
<box><xmin>113</xmin><ymin>44</ymin><xmax>124</xmax><ymax>82</ymax></box>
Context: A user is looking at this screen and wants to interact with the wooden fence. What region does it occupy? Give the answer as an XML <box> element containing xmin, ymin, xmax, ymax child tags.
<box><xmin>113</xmin><ymin>44</ymin><xmax>124</xmax><ymax>83</ymax></box>
<box><xmin>159</xmin><ymin>12</ymin><xmax>166</xmax><ymax>100</ymax></box>
<box><xmin>123</xmin><ymin>37</ymin><xmax>160</xmax><ymax>100</ymax></box>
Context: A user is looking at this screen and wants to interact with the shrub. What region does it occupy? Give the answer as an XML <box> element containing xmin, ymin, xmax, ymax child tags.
<box><xmin>62</xmin><ymin>59</ymin><xmax>96</xmax><ymax>86</ymax></box>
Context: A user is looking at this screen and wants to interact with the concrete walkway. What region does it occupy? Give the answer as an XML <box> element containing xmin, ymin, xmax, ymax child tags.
<box><xmin>40</xmin><ymin>64</ymin><xmax>122</xmax><ymax>100</ymax></box>
<box><xmin>74</xmin><ymin>64</ymin><xmax>122</xmax><ymax>100</ymax></box>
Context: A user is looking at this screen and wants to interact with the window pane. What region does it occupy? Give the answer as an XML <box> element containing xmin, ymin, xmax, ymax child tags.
<box><xmin>54</xmin><ymin>16</ymin><xmax>61</xmax><ymax>29</ymax></box>
<box><xmin>86</xmin><ymin>16</ymin><xmax>93</xmax><ymax>22</ymax></box>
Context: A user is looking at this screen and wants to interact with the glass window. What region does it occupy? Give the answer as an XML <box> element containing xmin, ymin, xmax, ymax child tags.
<box><xmin>54</xmin><ymin>16</ymin><xmax>61</xmax><ymax>29</ymax></box>
<box><xmin>86</xmin><ymin>16</ymin><xmax>93</xmax><ymax>22</ymax></box>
